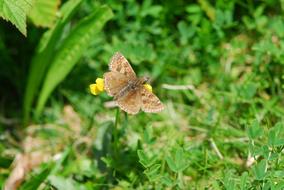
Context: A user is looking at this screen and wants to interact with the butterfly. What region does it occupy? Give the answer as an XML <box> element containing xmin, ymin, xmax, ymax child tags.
<box><xmin>103</xmin><ymin>52</ymin><xmax>164</xmax><ymax>114</ymax></box>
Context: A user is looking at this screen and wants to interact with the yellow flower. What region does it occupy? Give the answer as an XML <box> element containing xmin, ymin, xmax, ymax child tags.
<box><xmin>95</xmin><ymin>78</ymin><xmax>104</xmax><ymax>91</ymax></box>
<box><xmin>89</xmin><ymin>78</ymin><xmax>104</xmax><ymax>95</ymax></box>
<box><xmin>90</xmin><ymin>77</ymin><xmax>153</xmax><ymax>95</ymax></box>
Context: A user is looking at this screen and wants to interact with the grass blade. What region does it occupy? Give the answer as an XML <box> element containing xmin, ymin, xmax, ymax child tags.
<box><xmin>35</xmin><ymin>5</ymin><xmax>113</xmax><ymax>116</ymax></box>
<box><xmin>23</xmin><ymin>0</ymin><xmax>83</xmax><ymax>125</ymax></box>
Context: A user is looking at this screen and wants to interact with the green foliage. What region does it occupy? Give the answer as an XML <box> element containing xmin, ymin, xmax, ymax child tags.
<box><xmin>20</xmin><ymin>164</ymin><xmax>52</xmax><ymax>190</ymax></box>
<box><xmin>166</xmin><ymin>147</ymin><xmax>189</xmax><ymax>173</ymax></box>
<box><xmin>35</xmin><ymin>5</ymin><xmax>113</xmax><ymax>116</ymax></box>
<box><xmin>0</xmin><ymin>0</ymin><xmax>33</xmax><ymax>36</ymax></box>
<box><xmin>253</xmin><ymin>160</ymin><xmax>267</xmax><ymax>181</ymax></box>
<box><xmin>23</xmin><ymin>0</ymin><xmax>83</xmax><ymax>124</ymax></box>
<box><xmin>28</xmin><ymin>0</ymin><xmax>60</xmax><ymax>27</ymax></box>
<box><xmin>23</xmin><ymin>0</ymin><xmax>113</xmax><ymax>123</ymax></box>
<box><xmin>137</xmin><ymin>149</ymin><xmax>157</xmax><ymax>168</ymax></box>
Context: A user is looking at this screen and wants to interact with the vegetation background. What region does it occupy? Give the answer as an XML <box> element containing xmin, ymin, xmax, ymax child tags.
<box><xmin>1</xmin><ymin>0</ymin><xmax>284</xmax><ymax>189</ymax></box>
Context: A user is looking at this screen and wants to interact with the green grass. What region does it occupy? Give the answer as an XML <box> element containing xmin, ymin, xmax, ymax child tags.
<box><xmin>1</xmin><ymin>0</ymin><xmax>284</xmax><ymax>189</ymax></box>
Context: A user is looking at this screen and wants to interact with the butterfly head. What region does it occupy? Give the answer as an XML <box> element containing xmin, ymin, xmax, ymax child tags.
<box><xmin>141</xmin><ymin>76</ymin><xmax>150</xmax><ymax>84</ymax></box>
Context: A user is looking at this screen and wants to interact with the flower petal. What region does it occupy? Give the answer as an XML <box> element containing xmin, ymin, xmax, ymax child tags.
<box><xmin>96</xmin><ymin>78</ymin><xmax>104</xmax><ymax>92</ymax></box>
<box><xmin>89</xmin><ymin>84</ymin><xmax>100</xmax><ymax>95</ymax></box>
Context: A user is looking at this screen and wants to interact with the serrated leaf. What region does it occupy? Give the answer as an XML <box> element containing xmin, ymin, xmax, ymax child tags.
<box><xmin>23</xmin><ymin>0</ymin><xmax>84</xmax><ymax>125</ymax></box>
<box><xmin>35</xmin><ymin>5</ymin><xmax>113</xmax><ymax>116</ymax></box>
<box><xmin>0</xmin><ymin>0</ymin><xmax>34</xmax><ymax>36</ymax></box>
<box><xmin>28</xmin><ymin>0</ymin><xmax>60</xmax><ymax>27</ymax></box>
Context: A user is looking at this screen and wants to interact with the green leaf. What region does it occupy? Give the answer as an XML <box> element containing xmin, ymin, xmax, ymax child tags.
<box><xmin>23</xmin><ymin>0</ymin><xmax>83</xmax><ymax>125</ymax></box>
<box><xmin>268</xmin><ymin>129</ymin><xmax>278</xmax><ymax>146</ymax></box>
<box><xmin>144</xmin><ymin>164</ymin><xmax>161</xmax><ymax>181</ymax></box>
<box><xmin>166</xmin><ymin>156</ymin><xmax>177</xmax><ymax>173</ymax></box>
<box><xmin>137</xmin><ymin>150</ymin><xmax>149</xmax><ymax>167</ymax></box>
<box><xmin>166</xmin><ymin>147</ymin><xmax>189</xmax><ymax>173</ymax></box>
<box><xmin>140</xmin><ymin>0</ymin><xmax>162</xmax><ymax>18</ymax></box>
<box><xmin>20</xmin><ymin>164</ymin><xmax>52</xmax><ymax>190</ymax></box>
<box><xmin>223</xmin><ymin>170</ymin><xmax>236</xmax><ymax>190</ymax></box>
<box><xmin>247</xmin><ymin>120</ymin><xmax>263</xmax><ymax>139</ymax></box>
<box><xmin>160</xmin><ymin>174</ymin><xmax>174</xmax><ymax>187</ymax></box>
<box><xmin>174</xmin><ymin>147</ymin><xmax>190</xmax><ymax>172</ymax></box>
<box><xmin>178</xmin><ymin>21</ymin><xmax>196</xmax><ymax>45</ymax></box>
<box><xmin>51</xmin><ymin>146</ymin><xmax>72</xmax><ymax>174</ymax></box>
<box><xmin>143</xmin><ymin>125</ymin><xmax>155</xmax><ymax>144</ymax></box>
<box><xmin>186</xmin><ymin>5</ymin><xmax>201</xmax><ymax>13</ymax></box>
<box><xmin>263</xmin><ymin>182</ymin><xmax>271</xmax><ymax>190</ymax></box>
<box><xmin>272</xmin><ymin>170</ymin><xmax>284</xmax><ymax>178</ymax></box>
<box><xmin>240</xmin><ymin>172</ymin><xmax>248</xmax><ymax>190</ymax></box>
<box><xmin>35</xmin><ymin>5</ymin><xmax>113</xmax><ymax>116</ymax></box>
<box><xmin>240</xmin><ymin>82</ymin><xmax>258</xmax><ymax>100</ymax></box>
<box><xmin>253</xmin><ymin>160</ymin><xmax>267</xmax><ymax>180</ymax></box>
<box><xmin>28</xmin><ymin>0</ymin><xmax>60</xmax><ymax>27</ymax></box>
<box><xmin>137</xmin><ymin>150</ymin><xmax>157</xmax><ymax>168</ymax></box>
<box><xmin>0</xmin><ymin>0</ymin><xmax>33</xmax><ymax>36</ymax></box>
<box><xmin>268</xmin><ymin>123</ymin><xmax>284</xmax><ymax>147</ymax></box>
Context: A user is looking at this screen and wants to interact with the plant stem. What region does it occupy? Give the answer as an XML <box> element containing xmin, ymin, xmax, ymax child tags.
<box><xmin>82</xmin><ymin>103</ymin><xmax>97</xmax><ymax>135</ymax></box>
<box><xmin>178</xmin><ymin>171</ymin><xmax>184</xmax><ymax>189</ymax></box>
<box><xmin>113</xmin><ymin>108</ymin><xmax>120</xmax><ymax>158</ymax></box>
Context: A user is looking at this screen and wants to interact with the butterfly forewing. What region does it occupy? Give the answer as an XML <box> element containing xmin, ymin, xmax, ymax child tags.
<box><xmin>110</xmin><ymin>52</ymin><xmax>136</xmax><ymax>79</ymax></box>
<box><xmin>104</xmin><ymin>72</ymin><xmax>129</xmax><ymax>97</ymax></box>
<box><xmin>141</xmin><ymin>87</ymin><xmax>164</xmax><ymax>113</ymax></box>
<box><xmin>117</xmin><ymin>89</ymin><xmax>141</xmax><ymax>114</ymax></box>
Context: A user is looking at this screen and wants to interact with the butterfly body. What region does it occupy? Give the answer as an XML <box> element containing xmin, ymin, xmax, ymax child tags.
<box><xmin>104</xmin><ymin>52</ymin><xmax>164</xmax><ymax>114</ymax></box>
<box><xmin>114</xmin><ymin>77</ymin><xmax>149</xmax><ymax>100</ymax></box>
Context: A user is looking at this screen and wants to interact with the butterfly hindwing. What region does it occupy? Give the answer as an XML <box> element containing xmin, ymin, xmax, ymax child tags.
<box><xmin>141</xmin><ymin>87</ymin><xmax>164</xmax><ymax>113</ymax></box>
<box><xmin>117</xmin><ymin>89</ymin><xmax>141</xmax><ymax>114</ymax></box>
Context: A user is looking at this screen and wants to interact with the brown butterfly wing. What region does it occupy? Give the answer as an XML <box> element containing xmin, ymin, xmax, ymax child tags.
<box><xmin>116</xmin><ymin>89</ymin><xmax>141</xmax><ymax>114</ymax></box>
<box><xmin>104</xmin><ymin>72</ymin><xmax>129</xmax><ymax>97</ymax></box>
<box><xmin>109</xmin><ymin>52</ymin><xmax>136</xmax><ymax>79</ymax></box>
<box><xmin>141</xmin><ymin>87</ymin><xmax>164</xmax><ymax>113</ymax></box>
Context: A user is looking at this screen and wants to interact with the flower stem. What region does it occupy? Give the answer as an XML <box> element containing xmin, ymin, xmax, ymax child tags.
<box><xmin>113</xmin><ymin>108</ymin><xmax>120</xmax><ymax>157</ymax></box>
